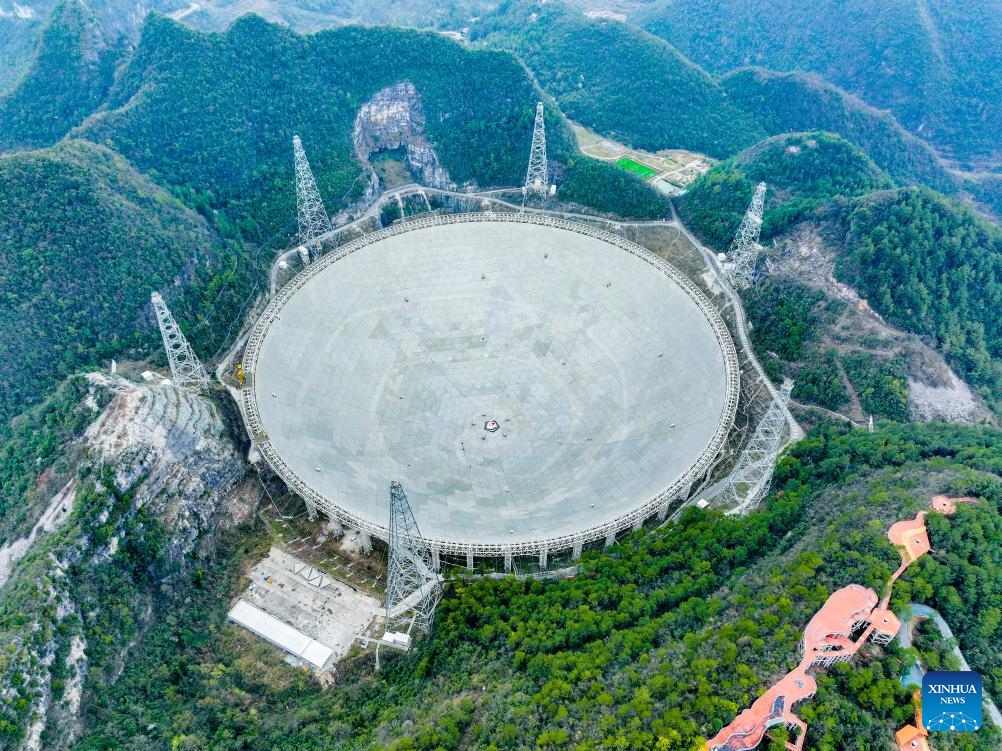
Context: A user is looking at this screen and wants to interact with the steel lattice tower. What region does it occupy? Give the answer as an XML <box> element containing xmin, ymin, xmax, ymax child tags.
<box><xmin>384</xmin><ymin>482</ymin><xmax>442</xmax><ymax>635</ymax></box>
<box><xmin>718</xmin><ymin>378</ymin><xmax>793</xmax><ymax>514</ymax></box>
<box><xmin>727</xmin><ymin>182</ymin><xmax>767</xmax><ymax>287</ymax></box>
<box><xmin>150</xmin><ymin>292</ymin><xmax>210</xmax><ymax>392</ymax></box>
<box><xmin>524</xmin><ymin>102</ymin><xmax>548</xmax><ymax>194</ymax></box>
<box><xmin>293</xmin><ymin>135</ymin><xmax>333</xmax><ymax>258</ymax></box>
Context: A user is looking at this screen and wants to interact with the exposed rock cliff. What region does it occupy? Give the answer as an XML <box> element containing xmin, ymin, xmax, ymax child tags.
<box><xmin>352</xmin><ymin>80</ymin><xmax>455</xmax><ymax>190</ymax></box>
<box><xmin>0</xmin><ymin>375</ymin><xmax>250</xmax><ymax>750</ymax></box>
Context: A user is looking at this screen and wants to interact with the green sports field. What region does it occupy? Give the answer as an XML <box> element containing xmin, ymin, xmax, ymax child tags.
<box><xmin>614</xmin><ymin>156</ymin><xmax>658</xmax><ymax>180</ymax></box>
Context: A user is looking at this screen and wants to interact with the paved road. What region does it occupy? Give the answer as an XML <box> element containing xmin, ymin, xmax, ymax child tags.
<box><xmin>898</xmin><ymin>603</ymin><xmax>1002</xmax><ymax>729</ymax></box>
<box><xmin>672</xmin><ymin>213</ymin><xmax>804</xmax><ymax>443</ymax></box>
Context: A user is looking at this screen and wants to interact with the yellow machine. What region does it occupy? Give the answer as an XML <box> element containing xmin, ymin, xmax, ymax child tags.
<box><xmin>234</xmin><ymin>362</ymin><xmax>245</xmax><ymax>385</ymax></box>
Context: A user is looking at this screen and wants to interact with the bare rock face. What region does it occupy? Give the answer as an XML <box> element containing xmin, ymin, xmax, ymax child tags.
<box><xmin>84</xmin><ymin>377</ymin><xmax>248</xmax><ymax>563</ymax></box>
<box><xmin>0</xmin><ymin>375</ymin><xmax>249</xmax><ymax>750</ymax></box>
<box><xmin>352</xmin><ymin>80</ymin><xmax>454</xmax><ymax>190</ymax></box>
<box><xmin>766</xmin><ymin>226</ymin><xmax>993</xmax><ymax>425</ymax></box>
<box><xmin>908</xmin><ymin>371</ymin><xmax>984</xmax><ymax>423</ymax></box>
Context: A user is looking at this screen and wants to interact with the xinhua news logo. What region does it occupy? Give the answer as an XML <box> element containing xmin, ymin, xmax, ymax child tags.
<box><xmin>922</xmin><ymin>671</ymin><xmax>982</xmax><ymax>732</ymax></box>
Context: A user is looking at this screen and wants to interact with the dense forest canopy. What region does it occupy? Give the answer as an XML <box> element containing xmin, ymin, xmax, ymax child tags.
<box><xmin>679</xmin><ymin>131</ymin><xmax>892</xmax><ymax>249</ymax></box>
<box><xmin>471</xmin><ymin>0</ymin><xmax>760</xmax><ymax>158</ymax></box>
<box><xmin>839</xmin><ymin>187</ymin><xmax>1002</xmax><ymax>405</ymax></box>
<box><xmin>80</xmin><ymin>15</ymin><xmax>539</xmax><ymax>240</ymax></box>
<box><xmin>636</xmin><ymin>0</ymin><xmax>1002</xmax><ymax>168</ymax></box>
<box><xmin>720</xmin><ymin>69</ymin><xmax>956</xmax><ymax>193</ymax></box>
<box><xmin>0</xmin><ymin>0</ymin><xmax>498</xmax><ymax>96</ymax></box>
<box><xmin>60</xmin><ymin>420</ymin><xmax>1002</xmax><ymax>750</ymax></box>
<box><xmin>0</xmin><ymin>140</ymin><xmax>250</xmax><ymax>424</ymax></box>
<box><xmin>471</xmin><ymin>1</ymin><xmax>961</xmax><ymax>205</ymax></box>
<box><xmin>0</xmin><ymin>0</ymin><xmax>121</xmax><ymax>152</ymax></box>
<box><xmin>678</xmin><ymin>132</ymin><xmax>1001</xmax><ymax>415</ymax></box>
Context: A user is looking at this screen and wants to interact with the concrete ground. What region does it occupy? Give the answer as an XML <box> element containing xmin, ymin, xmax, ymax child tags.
<box><xmin>240</xmin><ymin>546</ymin><xmax>381</xmax><ymax>666</ymax></box>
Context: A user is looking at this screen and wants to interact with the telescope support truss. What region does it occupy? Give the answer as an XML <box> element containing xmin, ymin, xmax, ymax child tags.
<box><xmin>728</xmin><ymin>182</ymin><xmax>767</xmax><ymax>287</ymax></box>
<box><xmin>150</xmin><ymin>292</ymin><xmax>209</xmax><ymax>392</ymax></box>
<box><xmin>294</xmin><ymin>134</ymin><xmax>333</xmax><ymax>260</ymax></box>
<box><xmin>384</xmin><ymin>482</ymin><xmax>443</xmax><ymax>635</ymax></box>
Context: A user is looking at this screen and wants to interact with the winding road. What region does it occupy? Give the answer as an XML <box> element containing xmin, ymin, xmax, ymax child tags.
<box><xmin>898</xmin><ymin>603</ymin><xmax>1002</xmax><ymax>729</ymax></box>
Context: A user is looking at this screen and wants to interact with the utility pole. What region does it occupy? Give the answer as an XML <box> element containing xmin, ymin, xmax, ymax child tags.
<box><xmin>524</xmin><ymin>102</ymin><xmax>548</xmax><ymax>195</ymax></box>
<box><xmin>727</xmin><ymin>182</ymin><xmax>767</xmax><ymax>287</ymax></box>
<box><xmin>150</xmin><ymin>292</ymin><xmax>210</xmax><ymax>392</ymax></box>
<box><xmin>293</xmin><ymin>134</ymin><xmax>333</xmax><ymax>260</ymax></box>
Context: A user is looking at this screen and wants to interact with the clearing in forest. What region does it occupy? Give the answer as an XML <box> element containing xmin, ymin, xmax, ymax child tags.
<box><xmin>615</xmin><ymin>155</ymin><xmax>659</xmax><ymax>180</ymax></box>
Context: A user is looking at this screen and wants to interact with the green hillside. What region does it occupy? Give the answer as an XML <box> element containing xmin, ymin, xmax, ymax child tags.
<box><xmin>0</xmin><ymin>0</ymin><xmax>121</xmax><ymax>151</ymax></box>
<box><xmin>78</xmin><ymin>15</ymin><xmax>539</xmax><ymax>240</ymax></box>
<box><xmin>678</xmin><ymin>133</ymin><xmax>1002</xmax><ymax>413</ymax></box>
<box><xmin>839</xmin><ymin>187</ymin><xmax>1002</xmax><ymax>405</ymax></box>
<box><xmin>471</xmin><ymin>0</ymin><xmax>762</xmax><ymax>158</ymax></box>
<box><xmin>77</xmin><ymin>13</ymin><xmax>666</xmax><ymax>226</ymax></box>
<box><xmin>0</xmin><ymin>4</ymin><xmax>50</xmax><ymax>96</ymax></box>
<box><xmin>0</xmin><ymin>376</ymin><xmax>104</xmax><ymax>542</ymax></box>
<box><xmin>474</xmin><ymin>1</ymin><xmax>960</xmax><ymax>203</ymax></box>
<box><xmin>721</xmin><ymin>69</ymin><xmax>956</xmax><ymax>193</ymax></box>
<box><xmin>968</xmin><ymin>173</ymin><xmax>1002</xmax><ymax>221</ymax></box>
<box><xmin>71</xmin><ymin>421</ymin><xmax>1002</xmax><ymax>750</ymax></box>
<box><xmin>0</xmin><ymin>0</ymin><xmax>503</xmax><ymax>99</ymax></box>
<box><xmin>0</xmin><ymin>140</ymin><xmax>248</xmax><ymax>423</ymax></box>
<box><xmin>636</xmin><ymin>0</ymin><xmax>1002</xmax><ymax>168</ymax></box>
<box><xmin>679</xmin><ymin>132</ymin><xmax>892</xmax><ymax>249</ymax></box>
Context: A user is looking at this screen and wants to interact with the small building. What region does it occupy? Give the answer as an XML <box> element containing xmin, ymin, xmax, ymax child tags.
<box><xmin>228</xmin><ymin>599</ymin><xmax>334</xmax><ymax>670</ymax></box>
<box><xmin>383</xmin><ymin>630</ymin><xmax>412</xmax><ymax>649</ymax></box>
<box><xmin>868</xmin><ymin>608</ymin><xmax>901</xmax><ymax>646</ymax></box>
<box><xmin>895</xmin><ymin>724</ymin><xmax>931</xmax><ymax>751</ymax></box>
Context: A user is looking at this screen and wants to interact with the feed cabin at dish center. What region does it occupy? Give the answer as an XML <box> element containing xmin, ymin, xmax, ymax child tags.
<box><xmin>240</xmin><ymin>213</ymin><xmax>739</xmax><ymax>568</ymax></box>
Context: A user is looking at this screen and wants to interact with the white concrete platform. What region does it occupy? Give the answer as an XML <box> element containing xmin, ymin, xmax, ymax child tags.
<box><xmin>231</xmin><ymin>546</ymin><xmax>381</xmax><ymax>669</ymax></box>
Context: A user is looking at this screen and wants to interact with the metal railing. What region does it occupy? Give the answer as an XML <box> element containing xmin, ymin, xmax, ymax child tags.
<box><xmin>239</xmin><ymin>213</ymin><xmax>741</xmax><ymax>558</ymax></box>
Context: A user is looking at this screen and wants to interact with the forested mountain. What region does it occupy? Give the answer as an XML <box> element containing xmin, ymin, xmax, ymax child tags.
<box><xmin>968</xmin><ymin>173</ymin><xmax>1002</xmax><ymax>222</ymax></box>
<box><xmin>0</xmin><ymin>0</ymin><xmax>121</xmax><ymax>151</ymax></box>
<box><xmin>0</xmin><ymin>0</ymin><xmax>496</xmax><ymax>97</ymax></box>
<box><xmin>839</xmin><ymin>188</ymin><xmax>1002</xmax><ymax>404</ymax></box>
<box><xmin>471</xmin><ymin>0</ymin><xmax>760</xmax><ymax>158</ymax></box>
<box><xmin>0</xmin><ymin>0</ymin><xmax>54</xmax><ymax>94</ymax></box>
<box><xmin>0</xmin><ymin>0</ymin><xmax>157</xmax><ymax>96</ymax></box>
<box><xmin>721</xmin><ymin>69</ymin><xmax>956</xmax><ymax>193</ymax></box>
<box><xmin>67</xmin><ymin>419</ymin><xmax>1002</xmax><ymax>750</ymax></box>
<box><xmin>472</xmin><ymin>1</ymin><xmax>960</xmax><ymax>199</ymax></box>
<box><xmin>0</xmin><ymin>140</ymin><xmax>248</xmax><ymax>423</ymax></box>
<box><xmin>636</xmin><ymin>0</ymin><xmax>1002</xmax><ymax>168</ymax></box>
<box><xmin>679</xmin><ymin>133</ymin><xmax>1002</xmax><ymax>414</ymax></box>
<box><xmin>172</xmin><ymin>0</ymin><xmax>494</xmax><ymax>35</ymax></box>
<box><xmin>679</xmin><ymin>131</ymin><xmax>892</xmax><ymax>248</ymax></box>
<box><xmin>77</xmin><ymin>14</ymin><xmax>541</xmax><ymax>238</ymax></box>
